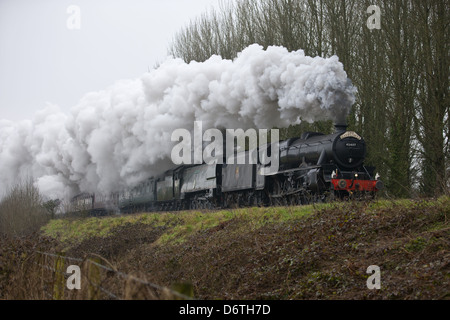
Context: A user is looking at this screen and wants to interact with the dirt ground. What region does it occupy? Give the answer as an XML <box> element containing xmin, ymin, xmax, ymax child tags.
<box><xmin>1</xmin><ymin>199</ymin><xmax>449</xmax><ymax>300</ymax></box>
<box><xmin>65</xmin><ymin>200</ymin><xmax>450</xmax><ymax>300</ymax></box>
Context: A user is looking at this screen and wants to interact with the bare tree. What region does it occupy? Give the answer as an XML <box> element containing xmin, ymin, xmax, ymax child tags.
<box><xmin>166</xmin><ymin>0</ymin><xmax>449</xmax><ymax>197</ymax></box>
<box><xmin>410</xmin><ymin>0</ymin><xmax>449</xmax><ymax>195</ymax></box>
<box><xmin>0</xmin><ymin>180</ymin><xmax>50</xmax><ymax>236</ymax></box>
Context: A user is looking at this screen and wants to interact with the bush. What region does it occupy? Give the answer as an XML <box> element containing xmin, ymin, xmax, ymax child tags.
<box><xmin>0</xmin><ymin>180</ymin><xmax>50</xmax><ymax>236</ymax></box>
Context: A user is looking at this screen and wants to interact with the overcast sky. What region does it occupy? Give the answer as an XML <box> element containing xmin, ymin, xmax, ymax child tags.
<box><xmin>0</xmin><ymin>0</ymin><xmax>220</xmax><ymax>121</ymax></box>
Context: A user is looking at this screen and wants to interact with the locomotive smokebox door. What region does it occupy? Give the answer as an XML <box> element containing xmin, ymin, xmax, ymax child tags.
<box><xmin>333</xmin><ymin>131</ymin><xmax>366</xmax><ymax>169</ymax></box>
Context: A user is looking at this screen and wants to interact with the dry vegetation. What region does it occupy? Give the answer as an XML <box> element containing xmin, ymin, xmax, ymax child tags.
<box><xmin>0</xmin><ymin>180</ymin><xmax>51</xmax><ymax>237</ymax></box>
<box><xmin>1</xmin><ymin>197</ymin><xmax>448</xmax><ymax>300</ymax></box>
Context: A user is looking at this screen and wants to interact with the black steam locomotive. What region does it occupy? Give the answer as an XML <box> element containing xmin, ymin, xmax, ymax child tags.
<box><xmin>70</xmin><ymin>124</ymin><xmax>383</xmax><ymax>215</ymax></box>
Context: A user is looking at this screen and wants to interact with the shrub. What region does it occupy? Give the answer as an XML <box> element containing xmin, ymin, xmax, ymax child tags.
<box><xmin>0</xmin><ymin>180</ymin><xmax>50</xmax><ymax>236</ymax></box>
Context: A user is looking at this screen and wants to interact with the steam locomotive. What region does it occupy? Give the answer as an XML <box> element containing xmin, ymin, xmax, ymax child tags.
<box><xmin>69</xmin><ymin>124</ymin><xmax>383</xmax><ymax>215</ymax></box>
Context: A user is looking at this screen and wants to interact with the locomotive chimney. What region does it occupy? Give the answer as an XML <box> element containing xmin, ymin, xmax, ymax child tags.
<box><xmin>334</xmin><ymin>123</ymin><xmax>348</xmax><ymax>133</ymax></box>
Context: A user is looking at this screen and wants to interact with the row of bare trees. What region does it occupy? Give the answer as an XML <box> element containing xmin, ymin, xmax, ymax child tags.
<box><xmin>168</xmin><ymin>0</ymin><xmax>449</xmax><ymax>197</ymax></box>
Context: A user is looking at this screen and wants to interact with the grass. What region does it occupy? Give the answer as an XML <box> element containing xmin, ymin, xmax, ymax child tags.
<box><xmin>41</xmin><ymin>202</ymin><xmax>331</xmax><ymax>247</ymax></box>
<box><xmin>41</xmin><ymin>196</ymin><xmax>450</xmax><ymax>248</ymax></box>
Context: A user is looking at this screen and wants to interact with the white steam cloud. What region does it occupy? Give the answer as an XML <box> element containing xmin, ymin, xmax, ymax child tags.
<box><xmin>0</xmin><ymin>44</ymin><xmax>356</xmax><ymax>199</ymax></box>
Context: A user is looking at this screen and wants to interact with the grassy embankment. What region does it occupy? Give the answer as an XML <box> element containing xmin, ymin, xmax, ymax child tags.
<box><xmin>42</xmin><ymin>202</ymin><xmax>327</xmax><ymax>247</ymax></box>
<box><xmin>38</xmin><ymin>196</ymin><xmax>449</xmax><ymax>300</ymax></box>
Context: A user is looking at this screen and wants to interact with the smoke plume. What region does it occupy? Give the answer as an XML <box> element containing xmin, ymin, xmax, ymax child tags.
<box><xmin>0</xmin><ymin>44</ymin><xmax>356</xmax><ymax>199</ymax></box>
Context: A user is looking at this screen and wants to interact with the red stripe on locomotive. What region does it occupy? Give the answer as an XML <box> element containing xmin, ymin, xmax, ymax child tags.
<box><xmin>331</xmin><ymin>179</ymin><xmax>382</xmax><ymax>192</ymax></box>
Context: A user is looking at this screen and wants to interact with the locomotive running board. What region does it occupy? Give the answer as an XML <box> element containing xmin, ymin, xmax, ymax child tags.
<box><xmin>261</xmin><ymin>165</ymin><xmax>321</xmax><ymax>176</ymax></box>
<box><xmin>270</xmin><ymin>188</ymin><xmax>307</xmax><ymax>198</ymax></box>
